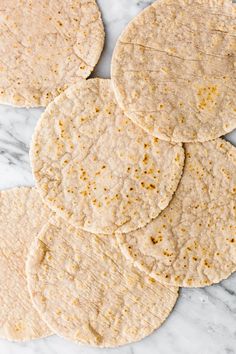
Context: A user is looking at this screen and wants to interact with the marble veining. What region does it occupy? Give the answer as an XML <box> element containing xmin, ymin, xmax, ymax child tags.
<box><xmin>0</xmin><ymin>1</ymin><xmax>235</xmax><ymax>353</ymax></box>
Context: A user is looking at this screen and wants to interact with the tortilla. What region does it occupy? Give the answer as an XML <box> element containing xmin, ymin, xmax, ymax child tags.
<box><xmin>0</xmin><ymin>187</ymin><xmax>52</xmax><ymax>341</ymax></box>
<box><xmin>111</xmin><ymin>0</ymin><xmax>236</xmax><ymax>142</ymax></box>
<box><xmin>117</xmin><ymin>139</ymin><xmax>236</xmax><ymax>287</ymax></box>
<box><xmin>26</xmin><ymin>216</ymin><xmax>178</xmax><ymax>347</ymax></box>
<box><xmin>0</xmin><ymin>0</ymin><xmax>104</xmax><ymax>107</ymax></box>
<box><xmin>30</xmin><ymin>78</ymin><xmax>184</xmax><ymax>234</ymax></box>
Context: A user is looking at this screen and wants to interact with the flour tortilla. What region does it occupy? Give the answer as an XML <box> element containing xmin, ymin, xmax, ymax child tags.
<box><xmin>0</xmin><ymin>0</ymin><xmax>104</xmax><ymax>107</ymax></box>
<box><xmin>117</xmin><ymin>139</ymin><xmax>236</xmax><ymax>287</ymax></box>
<box><xmin>31</xmin><ymin>78</ymin><xmax>184</xmax><ymax>234</ymax></box>
<box><xmin>0</xmin><ymin>187</ymin><xmax>52</xmax><ymax>341</ymax></box>
<box><xmin>111</xmin><ymin>0</ymin><xmax>236</xmax><ymax>142</ymax></box>
<box><xmin>26</xmin><ymin>217</ymin><xmax>178</xmax><ymax>347</ymax></box>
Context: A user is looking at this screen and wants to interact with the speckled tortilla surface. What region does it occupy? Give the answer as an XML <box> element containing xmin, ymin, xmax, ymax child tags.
<box><xmin>31</xmin><ymin>78</ymin><xmax>184</xmax><ymax>234</ymax></box>
<box><xmin>117</xmin><ymin>139</ymin><xmax>236</xmax><ymax>287</ymax></box>
<box><xmin>0</xmin><ymin>0</ymin><xmax>104</xmax><ymax>107</ymax></box>
<box><xmin>26</xmin><ymin>217</ymin><xmax>178</xmax><ymax>347</ymax></box>
<box><xmin>0</xmin><ymin>187</ymin><xmax>52</xmax><ymax>341</ymax></box>
<box><xmin>111</xmin><ymin>0</ymin><xmax>236</xmax><ymax>142</ymax></box>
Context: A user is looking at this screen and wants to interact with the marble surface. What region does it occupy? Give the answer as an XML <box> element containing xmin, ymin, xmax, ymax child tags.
<box><xmin>0</xmin><ymin>1</ymin><xmax>235</xmax><ymax>353</ymax></box>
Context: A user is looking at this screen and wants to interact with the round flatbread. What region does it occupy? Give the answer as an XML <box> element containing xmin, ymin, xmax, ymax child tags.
<box><xmin>0</xmin><ymin>187</ymin><xmax>52</xmax><ymax>341</ymax></box>
<box><xmin>0</xmin><ymin>0</ymin><xmax>104</xmax><ymax>107</ymax></box>
<box><xmin>117</xmin><ymin>139</ymin><xmax>236</xmax><ymax>287</ymax></box>
<box><xmin>26</xmin><ymin>217</ymin><xmax>178</xmax><ymax>347</ymax></box>
<box><xmin>30</xmin><ymin>78</ymin><xmax>184</xmax><ymax>234</ymax></box>
<box><xmin>111</xmin><ymin>0</ymin><xmax>236</xmax><ymax>142</ymax></box>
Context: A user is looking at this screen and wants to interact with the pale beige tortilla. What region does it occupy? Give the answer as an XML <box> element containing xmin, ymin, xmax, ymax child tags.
<box><xmin>26</xmin><ymin>217</ymin><xmax>178</xmax><ymax>347</ymax></box>
<box><xmin>0</xmin><ymin>187</ymin><xmax>52</xmax><ymax>341</ymax></box>
<box><xmin>0</xmin><ymin>0</ymin><xmax>104</xmax><ymax>107</ymax></box>
<box><xmin>111</xmin><ymin>0</ymin><xmax>236</xmax><ymax>142</ymax></box>
<box><xmin>30</xmin><ymin>78</ymin><xmax>184</xmax><ymax>234</ymax></box>
<box><xmin>117</xmin><ymin>139</ymin><xmax>236</xmax><ymax>287</ymax></box>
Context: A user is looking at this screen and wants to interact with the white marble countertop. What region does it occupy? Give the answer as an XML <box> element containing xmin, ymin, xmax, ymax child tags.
<box><xmin>0</xmin><ymin>1</ymin><xmax>235</xmax><ymax>353</ymax></box>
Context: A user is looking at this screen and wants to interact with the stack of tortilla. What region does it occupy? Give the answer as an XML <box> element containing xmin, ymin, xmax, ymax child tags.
<box><xmin>0</xmin><ymin>0</ymin><xmax>235</xmax><ymax>347</ymax></box>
